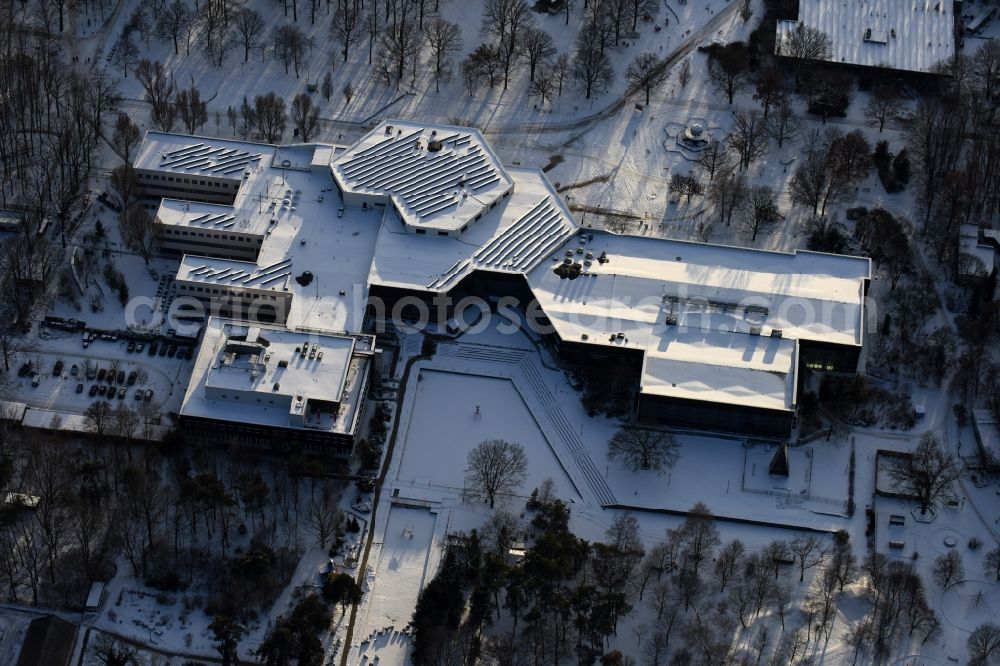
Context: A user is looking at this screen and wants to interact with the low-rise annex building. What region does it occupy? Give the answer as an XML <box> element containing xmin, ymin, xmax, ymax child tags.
<box><xmin>139</xmin><ymin>120</ymin><xmax>871</xmax><ymax>445</ymax></box>
<box><xmin>180</xmin><ymin>318</ymin><xmax>373</xmax><ymax>454</ymax></box>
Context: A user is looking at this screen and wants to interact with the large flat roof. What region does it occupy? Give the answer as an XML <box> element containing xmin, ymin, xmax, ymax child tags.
<box><xmin>641</xmin><ymin>328</ymin><xmax>796</xmax><ymax>411</ymax></box>
<box><xmin>332</xmin><ymin>121</ymin><xmax>513</xmax><ymax>233</ymax></box>
<box><xmin>182</xmin><ymin>318</ymin><xmax>370</xmax><ymax>433</ymax></box>
<box><xmin>777</xmin><ymin>0</ymin><xmax>955</xmax><ymax>74</ymax></box>
<box><xmin>527</xmin><ymin>232</ymin><xmax>870</xmax><ymax>349</ymax></box>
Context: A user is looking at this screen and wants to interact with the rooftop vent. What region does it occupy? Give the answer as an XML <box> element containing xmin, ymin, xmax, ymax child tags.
<box><xmin>770</xmin><ymin>329</ymin><xmax>783</xmax><ymax>338</ymax></box>
<box><xmin>272</xmin><ymin>382</ymin><xmax>280</xmax><ymax>391</ymax></box>
<box><xmin>278</xmin><ymin>359</ymin><xmax>288</xmax><ymax>368</ymax></box>
<box><xmin>427</xmin><ymin>140</ymin><xmax>443</xmax><ymax>152</ymax></box>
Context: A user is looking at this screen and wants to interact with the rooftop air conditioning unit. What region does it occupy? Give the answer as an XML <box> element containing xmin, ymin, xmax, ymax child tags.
<box><xmin>770</xmin><ymin>329</ymin><xmax>783</xmax><ymax>338</ymax></box>
<box><xmin>750</xmin><ymin>326</ymin><xmax>762</xmax><ymax>336</ymax></box>
<box><xmin>273</xmin><ymin>382</ymin><xmax>280</xmax><ymax>391</ymax></box>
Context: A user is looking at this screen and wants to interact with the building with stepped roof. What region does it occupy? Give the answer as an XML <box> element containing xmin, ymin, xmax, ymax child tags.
<box><xmin>136</xmin><ymin>121</ymin><xmax>870</xmax><ymax>446</ymax></box>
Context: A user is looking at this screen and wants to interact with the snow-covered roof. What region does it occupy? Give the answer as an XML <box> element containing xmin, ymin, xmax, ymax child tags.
<box><xmin>959</xmin><ymin>223</ymin><xmax>995</xmax><ymax>278</ymax></box>
<box><xmin>134</xmin><ymin>132</ymin><xmax>275</xmax><ymax>178</ymax></box>
<box><xmin>526</xmin><ymin>232</ymin><xmax>871</xmax><ymax>349</ymax></box>
<box><xmin>641</xmin><ymin>328</ymin><xmax>797</xmax><ymax>411</ymax></box>
<box><xmin>181</xmin><ymin>318</ymin><xmax>372</xmax><ymax>433</ymax></box>
<box><xmin>143</xmin><ymin>131</ymin><xmax>382</xmax><ymax>333</ymax></box>
<box><xmin>777</xmin><ymin>0</ymin><xmax>955</xmax><ymax>74</ymax></box>
<box><xmin>973</xmin><ymin>409</ymin><xmax>1000</xmax><ymax>466</ymax></box>
<box><xmin>176</xmin><ymin>255</ymin><xmax>292</xmax><ymax>291</ymax></box>
<box><xmin>332</xmin><ymin>121</ymin><xmax>513</xmax><ymax>234</ymax></box>
<box><xmin>156</xmin><ymin>198</ymin><xmax>261</xmax><ymax>235</ymax></box>
<box><xmin>369</xmin><ymin>168</ymin><xmax>577</xmax><ymax>291</ymax></box>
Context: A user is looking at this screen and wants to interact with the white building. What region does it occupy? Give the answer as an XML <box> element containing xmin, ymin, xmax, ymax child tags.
<box><xmin>180</xmin><ymin>318</ymin><xmax>373</xmax><ymax>454</ymax></box>
<box><xmin>138</xmin><ymin>120</ymin><xmax>871</xmax><ymax>443</ymax></box>
<box><xmin>776</xmin><ymin>0</ymin><xmax>957</xmax><ymax>75</ymax></box>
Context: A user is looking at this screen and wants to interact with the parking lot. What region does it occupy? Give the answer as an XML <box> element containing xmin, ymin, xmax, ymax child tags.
<box><xmin>14</xmin><ymin>330</ymin><xmax>196</xmax><ymax>417</ymax></box>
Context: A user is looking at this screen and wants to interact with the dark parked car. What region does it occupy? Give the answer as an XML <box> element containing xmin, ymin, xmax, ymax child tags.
<box><xmin>75</xmin><ymin>383</ymin><xmax>83</xmax><ymax>393</ymax></box>
<box><xmin>148</xmin><ymin>341</ymin><xmax>158</xmax><ymax>356</ymax></box>
<box><xmin>117</xmin><ymin>370</ymin><xmax>125</xmax><ymax>384</ymax></box>
<box><xmin>88</xmin><ymin>384</ymin><xmax>98</xmax><ymax>397</ymax></box>
<box><xmin>98</xmin><ymin>385</ymin><xmax>107</xmax><ymax>396</ymax></box>
<box><xmin>167</xmin><ymin>345</ymin><xmax>177</xmax><ymax>358</ymax></box>
<box><xmin>127</xmin><ymin>370</ymin><xmax>138</xmax><ymax>385</ymax></box>
<box><xmin>53</xmin><ymin>360</ymin><xmax>63</xmax><ymax>376</ymax></box>
<box><xmin>158</xmin><ymin>345</ymin><xmax>167</xmax><ymax>356</ymax></box>
<box><xmin>127</xmin><ymin>341</ymin><xmax>135</xmax><ymax>352</ymax></box>
<box><xmin>97</xmin><ymin>368</ymin><xmax>106</xmax><ymax>381</ymax></box>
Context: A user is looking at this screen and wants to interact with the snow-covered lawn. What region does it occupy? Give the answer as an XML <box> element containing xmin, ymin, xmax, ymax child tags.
<box><xmin>396</xmin><ymin>369</ymin><xmax>580</xmax><ymax>501</ymax></box>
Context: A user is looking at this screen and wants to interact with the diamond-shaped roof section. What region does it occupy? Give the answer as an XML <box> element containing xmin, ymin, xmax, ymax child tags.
<box><xmin>331</xmin><ymin>121</ymin><xmax>514</xmax><ymax>235</ymax></box>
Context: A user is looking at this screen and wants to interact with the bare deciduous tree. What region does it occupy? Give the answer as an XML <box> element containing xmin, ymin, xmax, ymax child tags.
<box><xmin>889</xmin><ymin>431</ymin><xmax>964</xmax><ymax>515</ymax></box>
<box><xmin>789</xmin><ymin>535</ymin><xmax>826</xmax><ymax>582</ymax></box>
<box><xmin>968</xmin><ymin>622</ymin><xmax>1000</xmax><ymax>666</ymax></box>
<box><xmin>466</xmin><ymin>439</ymin><xmax>528</xmax><ymax>508</ymax></box>
<box><xmin>111</xmin><ymin>116</ymin><xmax>141</xmax><ymax>167</ymax></box>
<box><xmin>626</xmin><ymin>52</ymin><xmax>667</xmax><ymax>105</ymax></box>
<box><xmin>744</xmin><ymin>185</ymin><xmax>779</xmax><ymax>241</ymax></box>
<box><xmin>331</xmin><ymin>0</ymin><xmax>364</xmax><ymax>62</ymax></box>
<box><xmin>290</xmin><ymin>94</ymin><xmax>320</xmax><ymax>142</ymax></box>
<box><xmin>156</xmin><ymin>0</ymin><xmax>192</xmax><ymax>55</ymax></box>
<box><xmin>253</xmin><ymin>93</ymin><xmax>287</xmax><ymax>143</ymax></box>
<box><xmin>519</xmin><ymin>25</ymin><xmax>555</xmax><ymax>82</ymax></box>
<box><xmin>233</xmin><ymin>8</ymin><xmax>266</xmax><ymax>62</ymax></box>
<box><xmin>865</xmin><ymin>85</ymin><xmax>902</xmax><ymax>132</ymax></box>
<box><xmin>608</xmin><ymin>426</ymin><xmax>679</xmax><ymax>472</ymax></box>
<box><xmin>729</xmin><ymin>110</ymin><xmax>768</xmax><ymax>170</ymax></box>
<box><xmin>175</xmin><ymin>86</ymin><xmax>208</xmax><ymax>134</ymax></box>
<box><xmin>572</xmin><ymin>32</ymin><xmax>612</xmax><ymax>99</ymax></box>
<box><xmin>425</xmin><ymin>18</ymin><xmax>463</xmax><ymax>92</ymax></box>
<box><xmin>707</xmin><ymin>42</ymin><xmax>750</xmax><ymax>104</ymax></box>
<box><xmin>932</xmin><ymin>550</ymin><xmax>964</xmax><ymax>589</ymax></box>
<box><xmin>708</xmin><ymin>172</ymin><xmax>747</xmax><ymax>226</ymax></box>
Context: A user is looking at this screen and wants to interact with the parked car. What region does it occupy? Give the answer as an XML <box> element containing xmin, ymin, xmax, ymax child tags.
<box><xmin>118</xmin><ymin>387</ymin><xmax>126</xmax><ymax>399</ymax></box>
<box><xmin>148</xmin><ymin>341</ymin><xmax>158</xmax><ymax>356</ymax></box>
<box><xmin>89</xmin><ymin>384</ymin><xmax>98</xmax><ymax>397</ymax></box>
<box><xmin>127</xmin><ymin>370</ymin><xmax>137</xmax><ymax>385</ymax></box>
<box><xmin>70</xmin><ymin>364</ymin><xmax>78</xmax><ymax>377</ymax></box>
<box><xmin>134</xmin><ymin>389</ymin><xmax>143</xmax><ymax>400</ymax></box>
<box><xmin>158</xmin><ymin>345</ymin><xmax>167</xmax><ymax>356</ymax></box>
<box><xmin>107</xmin><ymin>372</ymin><xmax>115</xmax><ymax>385</ymax></box>
<box><xmin>98</xmin><ymin>385</ymin><xmax>107</xmax><ymax>396</ymax></box>
<box><xmin>86</xmin><ymin>365</ymin><xmax>96</xmax><ymax>380</ymax></box>
<box><xmin>167</xmin><ymin>345</ymin><xmax>177</xmax><ymax>358</ymax></box>
<box><xmin>143</xmin><ymin>389</ymin><xmax>153</xmax><ymax>402</ymax></box>
<box><xmin>106</xmin><ymin>390</ymin><xmax>115</xmax><ymax>401</ymax></box>
<box><xmin>185</xmin><ymin>347</ymin><xmax>195</xmax><ymax>360</ymax></box>
<box><xmin>75</xmin><ymin>383</ymin><xmax>83</xmax><ymax>393</ymax></box>
<box><xmin>97</xmin><ymin>368</ymin><xmax>106</xmax><ymax>381</ymax></box>
<box><xmin>127</xmin><ymin>341</ymin><xmax>135</xmax><ymax>352</ymax></box>
<box><xmin>136</xmin><ymin>342</ymin><xmax>144</xmax><ymax>353</ymax></box>
<box><xmin>117</xmin><ymin>370</ymin><xmax>125</xmax><ymax>384</ymax></box>
<box><xmin>52</xmin><ymin>360</ymin><xmax>63</xmax><ymax>376</ymax></box>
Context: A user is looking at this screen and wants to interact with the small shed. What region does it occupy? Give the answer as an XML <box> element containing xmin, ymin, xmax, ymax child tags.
<box><xmin>85</xmin><ymin>581</ymin><xmax>106</xmax><ymax>612</ymax></box>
